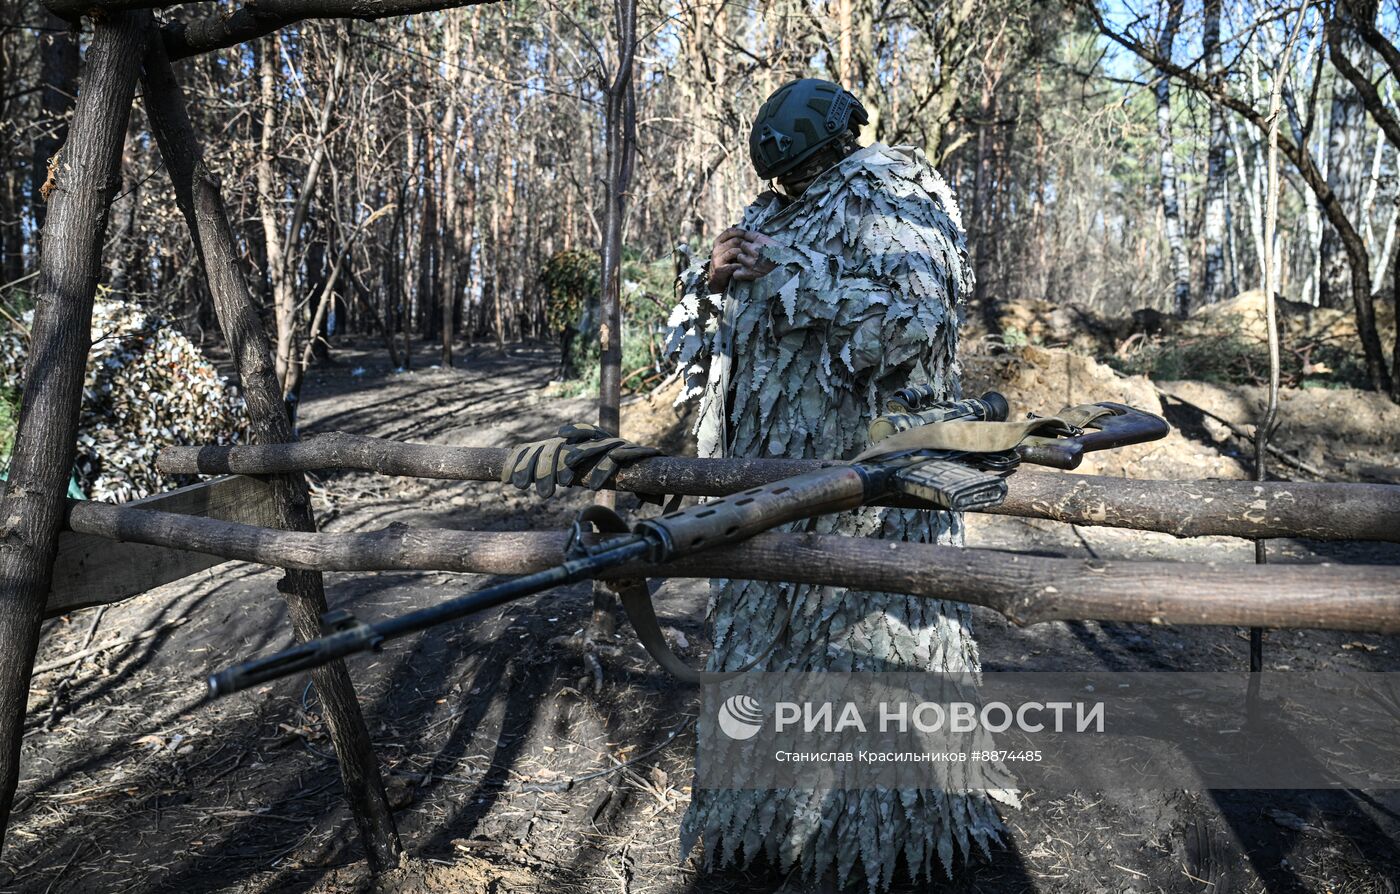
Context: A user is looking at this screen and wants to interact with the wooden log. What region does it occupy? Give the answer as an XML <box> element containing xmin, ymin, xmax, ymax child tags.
<box><xmin>0</xmin><ymin>10</ymin><xmax>149</xmax><ymax>848</ymax></box>
<box><xmin>141</xmin><ymin>42</ymin><xmax>401</xmax><ymax>870</ymax></box>
<box><xmin>48</xmin><ymin>476</ymin><xmax>278</xmax><ymax>616</ymax></box>
<box><xmin>158</xmin><ymin>432</ymin><xmax>1400</xmax><ymax>543</ymax></box>
<box><xmin>64</xmin><ymin>500</ymin><xmax>1400</xmax><ymax>634</ymax></box>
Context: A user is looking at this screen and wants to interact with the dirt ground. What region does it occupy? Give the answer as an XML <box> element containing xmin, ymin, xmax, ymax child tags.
<box><xmin>5</xmin><ymin>342</ymin><xmax>1399</xmax><ymax>894</ymax></box>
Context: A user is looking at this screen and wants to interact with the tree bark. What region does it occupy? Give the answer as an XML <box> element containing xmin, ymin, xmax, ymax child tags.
<box><xmin>972</xmin><ymin>70</ymin><xmax>998</xmax><ymax>329</ymax></box>
<box><xmin>0</xmin><ymin>7</ymin><xmax>148</xmax><ymax>850</ymax></box>
<box><xmin>1201</xmin><ymin>0</ymin><xmax>1229</xmax><ymax>305</ymax></box>
<box><xmin>149</xmin><ymin>0</ymin><xmax>497</xmax><ymax>60</ymax></box>
<box><xmin>154</xmin><ymin>433</ymin><xmax>1400</xmax><ymax>544</ymax></box>
<box><xmin>438</xmin><ymin>16</ymin><xmax>463</xmax><ymax>367</ymax></box>
<box><xmin>62</xmin><ymin>502</ymin><xmax>1400</xmax><ymax>635</ymax></box>
<box><xmin>1319</xmin><ymin>3</ymin><xmax>1376</xmax><ymax>309</ymax></box>
<box><xmin>590</xmin><ymin>0</ymin><xmax>639</xmax><ymax>633</ymax></box>
<box><xmin>598</xmin><ymin>0</ymin><xmax>637</xmax><ymax>443</ymax></box>
<box><xmin>1154</xmin><ymin>0</ymin><xmax>1190</xmax><ymax>316</ymax></box>
<box><xmin>256</xmin><ymin>42</ymin><xmax>296</xmax><ymax>400</ymax></box>
<box><xmin>139</xmin><ymin>39</ymin><xmax>402</xmax><ymax>871</ymax></box>
<box><xmin>1328</xmin><ymin>10</ymin><xmax>1400</xmax><ymax>397</ymax></box>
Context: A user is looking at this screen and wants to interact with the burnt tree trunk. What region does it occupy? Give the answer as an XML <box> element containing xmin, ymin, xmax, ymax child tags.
<box><xmin>0</xmin><ymin>8</ymin><xmax>149</xmax><ymax>848</ymax></box>
<box><xmin>139</xmin><ymin>37</ymin><xmax>402</xmax><ymax>871</ymax></box>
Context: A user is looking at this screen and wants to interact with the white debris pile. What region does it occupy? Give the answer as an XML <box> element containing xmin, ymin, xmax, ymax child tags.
<box><xmin>0</xmin><ymin>299</ymin><xmax>246</xmax><ymax>502</ymax></box>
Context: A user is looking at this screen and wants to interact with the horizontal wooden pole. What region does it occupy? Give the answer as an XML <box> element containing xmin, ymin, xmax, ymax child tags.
<box><xmin>48</xmin><ymin>475</ymin><xmax>279</xmax><ymax>616</ymax></box>
<box><xmin>64</xmin><ymin>498</ymin><xmax>1400</xmax><ymax>634</ymax></box>
<box><xmin>157</xmin><ymin>432</ymin><xmax>1400</xmax><ymax>543</ymax></box>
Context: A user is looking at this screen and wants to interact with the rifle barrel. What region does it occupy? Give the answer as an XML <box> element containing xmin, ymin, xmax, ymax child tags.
<box><xmin>208</xmin><ymin>536</ymin><xmax>652</xmax><ymax>696</ymax></box>
<box><xmin>375</xmin><ymin>536</ymin><xmax>652</xmax><ymax>641</ymax></box>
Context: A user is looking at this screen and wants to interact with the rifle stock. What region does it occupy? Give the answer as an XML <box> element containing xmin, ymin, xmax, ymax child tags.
<box><xmin>1016</xmin><ymin>402</ymin><xmax>1169</xmax><ymax>470</ymax></box>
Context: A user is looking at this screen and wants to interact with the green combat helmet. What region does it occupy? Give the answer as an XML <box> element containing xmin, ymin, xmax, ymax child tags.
<box><xmin>748</xmin><ymin>78</ymin><xmax>869</xmax><ymax>180</ymax></box>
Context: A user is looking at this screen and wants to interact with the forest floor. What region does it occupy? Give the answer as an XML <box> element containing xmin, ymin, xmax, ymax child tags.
<box><xmin>4</xmin><ymin>341</ymin><xmax>1400</xmax><ymax>894</ymax></box>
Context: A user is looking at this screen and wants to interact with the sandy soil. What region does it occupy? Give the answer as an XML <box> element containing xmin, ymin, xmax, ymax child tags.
<box><xmin>4</xmin><ymin>342</ymin><xmax>1398</xmax><ymax>894</ymax></box>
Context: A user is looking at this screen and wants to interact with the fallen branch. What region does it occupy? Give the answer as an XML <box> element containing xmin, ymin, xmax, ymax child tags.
<box><xmin>63</xmin><ymin>500</ymin><xmax>1400</xmax><ymax>634</ymax></box>
<box><xmin>32</xmin><ymin>617</ymin><xmax>189</xmax><ymax>675</ymax></box>
<box><xmin>156</xmin><ymin>432</ymin><xmax>1400</xmax><ymax>543</ymax></box>
<box><xmin>1155</xmin><ymin>387</ymin><xmax>1334</xmax><ymax>481</ymax></box>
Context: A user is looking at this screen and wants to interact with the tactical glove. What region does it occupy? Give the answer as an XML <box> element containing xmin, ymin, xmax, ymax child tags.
<box><xmin>501</xmin><ymin>423</ymin><xmax>664</xmax><ymax>499</ymax></box>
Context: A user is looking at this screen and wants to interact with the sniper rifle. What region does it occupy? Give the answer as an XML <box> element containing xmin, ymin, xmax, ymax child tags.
<box><xmin>208</xmin><ymin>392</ymin><xmax>1167</xmax><ymax>695</ymax></box>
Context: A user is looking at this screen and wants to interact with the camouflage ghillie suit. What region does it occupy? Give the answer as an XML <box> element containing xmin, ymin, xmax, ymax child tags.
<box><xmin>0</xmin><ymin>299</ymin><xmax>246</xmax><ymax>501</ymax></box>
<box><xmin>667</xmin><ymin>143</ymin><xmax>1017</xmax><ymax>890</ymax></box>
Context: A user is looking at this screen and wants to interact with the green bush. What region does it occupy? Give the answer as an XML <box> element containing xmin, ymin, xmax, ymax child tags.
<box><xmin>1109</xmin><ymin>332</ymin><xmax>1368</xmax><ymax>389</ymax></box>
<box><xmin>1111</xmin><ymin>334</ymin><xmax>1263</xmax><ymax>384</ymax></box>
<box><xmin>0</xmin><ymin>385</ymin><xmax>16</xmax><ymax>468</ymax></box>
<box><xmin>546</xmin><ymin>247</ymin><xmax>676</xmax><ymax>396</ymax></box>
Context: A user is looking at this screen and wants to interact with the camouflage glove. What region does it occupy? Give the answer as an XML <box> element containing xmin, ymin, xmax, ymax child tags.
<box><xmin>501</xmin><ymin>423</ymin><xmax>664</xmax><ymax>498</ymax></box>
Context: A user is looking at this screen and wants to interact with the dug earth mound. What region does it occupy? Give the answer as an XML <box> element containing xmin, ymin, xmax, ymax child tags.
<box><xmin>631</xmin><ymin>341</ymin><xmax>1390</xmax><ymax>484</ymax></box>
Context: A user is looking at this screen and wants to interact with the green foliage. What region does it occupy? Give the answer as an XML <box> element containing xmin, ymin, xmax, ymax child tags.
<box><xmin>541</xmin><ymin>249</ymin><xmax>600</xmax><ymax>335</ymax></box>
<box><xmin>0</xmin><ymin>385</ymin><xmax>17</xmax><ymax>469</ymax></box>
<box><xmin>548</xmin><ymin>247</ymin><xmax>675</xmax><ymax>396</ymax></box>
<box><xmin>1110</xmin><ymin>333</ymin><xmax>1368</xmax><ymax>389</ymax></box>
<box><xmin>1112</xmin><ymin>334</ymin><xmax>1263</xmax><ymax>384</ymax></box>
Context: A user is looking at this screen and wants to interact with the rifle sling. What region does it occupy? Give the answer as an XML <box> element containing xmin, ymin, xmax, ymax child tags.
<box><xmin>853</xmin><ymin>403</ymin><xmax>1116</xmax><ymax>461</ymax></box>
<box><xmin>578</xmin><ymin>505</ymin><xmax>791</xmax><ymax>684</ymax></box>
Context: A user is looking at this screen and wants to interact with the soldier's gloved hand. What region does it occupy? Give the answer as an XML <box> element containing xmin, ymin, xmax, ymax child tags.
<box><xmin>501</xmin><ymin>423</ymin><xmax>664</xmax><ymax>499</ymax></box>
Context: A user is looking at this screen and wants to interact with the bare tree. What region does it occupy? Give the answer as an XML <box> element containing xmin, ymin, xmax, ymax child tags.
<box><xmin>1202</xmin><ymin>0</ymin><xmax>1230</xmax><ymax>306</ymax></box>
<box><xmin>1155</xmin><ymin>0</ymin><xmax>1191</xmax><ymax>316</ymax></box>
<box><xmin>1082</xmin><ymin>0</ymin><xmax>1395</xmax><ymax>398</ymax></box>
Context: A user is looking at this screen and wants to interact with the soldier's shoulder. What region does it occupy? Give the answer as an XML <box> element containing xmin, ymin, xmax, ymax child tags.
<box><xmin>840</xmin><ymin>143</ymin><xmax>928</xmax><ymax>174</ymax></box>
<box><xmin>844</xmin><ymin>143</ymin><xmax>965</xmax><ymax>231</ymax></box>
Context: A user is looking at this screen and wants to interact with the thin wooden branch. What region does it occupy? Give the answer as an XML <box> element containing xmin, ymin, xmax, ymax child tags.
<box><xmin>158</xmin><ymin>0</ymin><xmax>499</xmax><ymax>60</ymax></box>
<box><xmin>62</xmin><ymin>500</ymin><xmax>1400</xmax><ymax>634</ymax></box>
<box><xmin>31</xmin><ymin>618</ymin><xmax>189</xmax><ymax>675</ymax></box>
<box><xmin>156</xmin><ymin>432</ymin><xmax>1400</xmax><ymax>543</ymax></box>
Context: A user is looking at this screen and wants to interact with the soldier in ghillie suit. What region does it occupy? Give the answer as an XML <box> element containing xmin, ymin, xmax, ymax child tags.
<box><xmin>667</xmin><ymin>78</ymin><xmax>1017</xmax><ymax>890</ymax></box>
